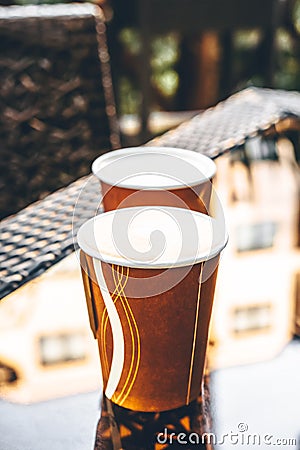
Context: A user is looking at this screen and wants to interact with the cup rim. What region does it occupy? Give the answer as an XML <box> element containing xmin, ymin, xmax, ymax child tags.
<box><xmin>91</xmin><ymin>146</ymin><xmax>216</xmax><ymax>190</ymax></box>
<box><xmin>77</xmin><ymin>206</ymin><xmax>228</xmax><ymax>269</ymax></box>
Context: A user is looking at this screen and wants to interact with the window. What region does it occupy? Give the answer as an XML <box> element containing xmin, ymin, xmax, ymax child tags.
<box><xmin>0</xmin><ymin>363</ymin><xmax>18</xmax><ymax>385</ymax></box>
<box><xmin>236</xmin><ymin>222</ymin><xmax>277</xmax><ymax>252</ymax></box>
<box><xmin>39</xmin><ymin>333</ymin><xmax>86</xmax><ymax>366</ymax></box>
<box><xmin>245</xmin><ymin>136</ymin><xmax>278</xmax><ymax>161</ymax></box>
<box><xmin>233</xmin><ymin>304</ymin><xmax>272</xmax><ymax>334</ymax></box>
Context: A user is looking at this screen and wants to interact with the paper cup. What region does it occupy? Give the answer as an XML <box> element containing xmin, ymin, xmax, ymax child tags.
<box><xmin>92</xmin><ymin>147</ymin><xmax>216</xmax><ymax>213</ymax></box>
<box><xmin>77</xmin><ymin>206</ymin><xmax>227</xmax><ymax>412</ymax></box>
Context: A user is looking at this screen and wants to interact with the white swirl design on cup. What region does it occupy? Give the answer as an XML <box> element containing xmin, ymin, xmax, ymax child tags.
<box><xmin>93</xmin><ymin>257</ymin><xmax>125</xmax><ymax>399</ymax></box>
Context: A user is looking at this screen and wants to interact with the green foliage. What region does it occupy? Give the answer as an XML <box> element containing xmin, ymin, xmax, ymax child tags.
<box><xmin>152</xmin><ymin>69</ymin><xmax>179</xmax><ymax>97</ymax></box>
<box><xmin>119</xmin><ymin>28</ymin><xmax>141</xmax><ymax>55</ymax></box>
<box><xmin>293</xmin><ymin>0</ymin><xmax>300</xmax><ymax>34</ymax></box>
<box><xmin>275</xmin><ymin>28</ymin><xmax>300</xmax><ymax>90</ymax></box>
<box><xmin>151</xmin><ymin>33</ymin><xmax>180</xmax><ymax>69</ymax></box>
<box><xmin>150</xmin><ymin>34</ymin><xmax>180</xmax><ymax>99</ymax></box>
<box><xmin>118</xmin><ymin>29</ymin><xmax>180</xmax><ymax>111</ymax></box>
<box><xmin>234</xmin><ymin>29</ymin><xmax>261</xmax><ymax>50</ymax></box>
<box><xmin>119</xmin><ymin>77</ymin><xmax>141</xmax><ymax>116</ymax></box>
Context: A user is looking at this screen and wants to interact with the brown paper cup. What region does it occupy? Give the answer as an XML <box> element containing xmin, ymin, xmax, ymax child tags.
<box><xmin>77</xmin><ymin>206</ymin><xmax>227</xmax><ymax>412</ymax></box>
<box><xmin>92</xmin><ymin>147</ymin><xmax>216</xmax><ymax>213</ymax></box>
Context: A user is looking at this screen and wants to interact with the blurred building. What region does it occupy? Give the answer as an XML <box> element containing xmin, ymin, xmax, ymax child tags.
<box><xmin>209</xmin><ymin>137</ymin><xmax>300</xmax><ymax>369</ymax></box>
<box><xmin>0</xmin><ymin>254</ymin><xmax>101</xmax><ymax>403</ymax></box>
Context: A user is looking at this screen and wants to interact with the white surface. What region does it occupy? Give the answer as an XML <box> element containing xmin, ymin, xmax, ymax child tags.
<box><xmin>211</xmin><ymin>340</ymin><xmax>300</xmax><ymax>450</ymax></box>
<box><xmin>92</xmin><ymin>147</ymin><xmax>216</xmax><ymax>189</ymax></box>
<box><xmin>0</xmin><ymin>390</ymin><xmax>100</xmax><ymax>450</ymax></box>
<box><xmin>77</xmin><ymin>206</ymin><xmax>227</xmax><ymax>268</ymax></box>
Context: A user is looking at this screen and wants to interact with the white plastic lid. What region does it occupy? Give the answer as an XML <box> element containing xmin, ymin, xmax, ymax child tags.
<box><xmin>77</xmin><ymin>206</ymin><xmax>227</xmax><ymax>269</ymax></box>
<box><xmin>92</xmin><ymin>147</ymin><xmax>216</xmax><ymax>190</ymax></box>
